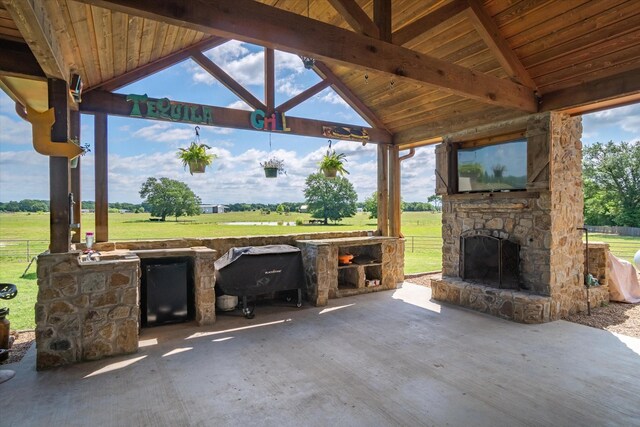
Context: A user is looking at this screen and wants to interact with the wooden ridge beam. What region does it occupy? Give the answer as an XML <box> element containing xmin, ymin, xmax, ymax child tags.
<box><xmin>264</xmin><ymin>48</ymin><xmax>275</xmax><ymax>111</ymax></box>
<box><xmin>75</xmin><ymin>0</ymin><xmax>537</xmax><ymax>112</ymax></box>
<box><xmin>191</xmin><ymin>50</ymin><xmax>266</xmax><ymax>111</ymax></box>
<box><xmin>2</xmin><ymin>0</ymin><xmax>68</xmax><ymax>80</ymax></box>
<box><xmin>327</xmin><ymin>0</ymin><xmax>379</xmax><ymax>38</ymax></box>
<box><xmin>540</xmin><ymin>68</ymin><xmax>640</xmax><ymax>115</ymax></box>
<box><xmin>88</xmin><ymin>36</ymin><xmax>226</xmax><ymax>92</ymax></box>
<box><xmin>275</xmin><ymin>79</ymin><xmax>331</xmax><ymax>113</ymax></box>
<box><xmin>466</xmin><ymin>0</ymin><xmax>537</xmax><ymax>90</ymax></box>
<box><xmin>80</xmin><ymin>90</ymin><xmax>392</xmax><ymax>144</ymax></box>
<box><xmin>0</xmin><ymin>39</ymin><xmax>46</xmax><ymax>79</ymax></box>
<box><xmin>314</xmin><ymin>61</ymin><xmax>389</xmax><ymax>131</ymax></box>
<box><xmin>392</xmin><ymin>0</ymin><xmax>467</xmax><ymax>46</ymax></box>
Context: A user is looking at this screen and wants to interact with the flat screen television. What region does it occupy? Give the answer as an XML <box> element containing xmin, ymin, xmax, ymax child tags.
<box><xmin>457</xmin><ymin>139</ymin><xmax>527</xmax><ymax>193</ymax></box>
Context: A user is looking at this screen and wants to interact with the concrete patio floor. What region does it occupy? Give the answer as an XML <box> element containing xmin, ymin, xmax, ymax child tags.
<box><xmin>3</xmin><ymin>283</ymin><xmax>639</xmax><ymax>426</ymax></box>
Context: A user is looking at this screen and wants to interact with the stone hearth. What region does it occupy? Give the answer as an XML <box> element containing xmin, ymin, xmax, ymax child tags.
<box><xmin>433</xmin><ymin>112</ymin><xmax>592</xmax><ymax>323</ymax></box>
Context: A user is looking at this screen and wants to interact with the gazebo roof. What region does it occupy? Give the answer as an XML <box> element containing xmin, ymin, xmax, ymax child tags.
<box><xmin>1</xmin><ymin>0</ymin><xmax>639</xmax><ymax>147</ymax></box>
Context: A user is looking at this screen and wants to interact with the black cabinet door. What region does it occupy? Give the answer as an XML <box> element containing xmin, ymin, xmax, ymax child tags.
<box><xmin>145</xmin><ymin>262</ymin><xmax>188</xmax><ymax>326</ymax></box>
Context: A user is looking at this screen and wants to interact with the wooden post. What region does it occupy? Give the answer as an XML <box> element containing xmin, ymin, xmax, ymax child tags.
<box><xmin>48</xmin><ymin>78</ymin><xmax>70</xmax><ymax>253</ymax></box>
<box><xmin>264</xmin><ymin>47</ymin><xmax>275</xmax><ymax>111</ymax></box>
<box><xmin>94</xmin><ymin>113</ymin><xmax>109</xmax><ymax>242</ymax></box>
<box><xmin>377</xmin><ymin>144</ymin><xmax>389</xmax><ymax>236</ymax></box>
<box><xmin>70</xmin><ymin>110</ymin><xmax>81</xmax><ymax>243</ymax></box>
<box><xmin>389</xmin><ymin>145</ymin><xmax>401</xmax><ymax>237</ymax></box>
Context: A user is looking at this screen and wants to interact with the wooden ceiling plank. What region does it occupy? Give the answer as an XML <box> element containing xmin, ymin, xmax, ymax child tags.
<box><xmin>190</xmin><ymin>50</ymin><xmax>266</xmax><ymax>111</ymax></box>
<box><xmin>110</xmin><ymin>11</ymin><xmax>127</xmax><ymax>77</ymax></box>
<box><xmin>540</xmin><ymin>68</ymin><xmax>640</xmax><ymax>114</ymax></box>
<box><xmin>2</xmin><ymin>0</ymin><xmax>68</xmax><ymax>79</ymax></box>
<box><xmin>125</xmin><ymin>15</ymin><xmax>143</xmax><ymax>72</ymax></box>
<box><xmin>275</xmin><ymin>79</ymin><xmax>331</xmax><ymax>112</ymax></box>
<box><xmin>149</xmin><ymin>22</ymin><xmax>169</xmax><ymax>62</ymax></box>
<box><xmin>80</xmin><ymin>90</ymin><xmax>392</xmax><ymax>143</ymax></box>
<box><xmin>466</xmin><ymin>0</ymin><xmax>536</xmax><ymax>90</ymax></box>
<box><xmin>90</xmin><ymin>36</ymin><xmax>225</xmax><ymax>92</ymax></box>
<box><xmin>91</xmin><ymin>6</ymin><xmax>114</xmax><ymax>81</ymax></box>
<box><xmin>160</xmin><ymin>21</ymin><xmax>179</xmax><ymax>57</ymax></box>
<box><xmin>521</xmin><ymin>11</ymin><xmax>640</xmax><ymax>70</ymax></box>
<box><xmin>314</xmin><ymin>61</ymin><xmax>389</xmax><ymax>131</ymax></box>
<box><xmin>76</xmin><ymin>0</ymin><xmax>536</xmax><ymax>112</ymax></box>
<box><xmin>327</xmin><ymin>0</ymin><xmax>379</xmax><ymax>38</ymax></box>
<box><xmin>138</xmin><ymin>19</ymin><xmax>157</xmax><ymax>66</ymax></box>
<box><xmin>66</xmin><ymin>3</ymin><xmax>102</xmax><ymax>87</ymax></box>
<box><xmin>392</xmin><ymin>0</ymin><xmax>468</xmax><ymax>46</ymax></box>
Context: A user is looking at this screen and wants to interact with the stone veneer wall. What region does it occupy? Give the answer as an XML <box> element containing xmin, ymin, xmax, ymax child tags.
<box><xmin>36</xmin><ymin>252</ymin><xmax>139</xmax><ymax>370</ymax></box>
<box><xmin>434</xmin><ymin>112</ymin><xmax>587</xmax><ymax>323</ymax></box>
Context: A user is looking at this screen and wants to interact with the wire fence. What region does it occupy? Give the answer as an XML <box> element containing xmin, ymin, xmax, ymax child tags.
<box><xmin>0</xmin><ymin>239</ymin><xmax>49</xmax><ymax>262</ymax></box>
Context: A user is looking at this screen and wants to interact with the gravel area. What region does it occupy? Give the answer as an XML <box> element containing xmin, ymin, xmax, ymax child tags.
<box><xmin>0</xmin><ymin>330</ymin><xmax>35</xmax><ymax>366</ymax></box>
<box><xmin>405</xmin><ymin>273</ymin><xmax>640</xmax><ymax>338</ymax></box>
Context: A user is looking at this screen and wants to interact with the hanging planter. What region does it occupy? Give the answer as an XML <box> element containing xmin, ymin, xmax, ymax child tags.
<box><xmin>319</xmin><ymin>141</ymin><xmax>348</xmax><ymax>178</ymax></box>
<box><xmin>177</xmin><ymin>127</ymin><xmax>216</xmax><ymax>175</ymax></box>
<box><xmin>260</xmin><ymin>157</ymin><xmax>286</xmax><ymax>178</ymax></box>
<box><xmin>70</xmin><ymin>138</ymin><xmax>91</xmax><ymax>169</ymax></box>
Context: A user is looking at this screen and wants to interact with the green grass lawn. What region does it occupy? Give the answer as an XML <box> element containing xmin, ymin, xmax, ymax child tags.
<box><xmin>1</xmin><ymin>211</ymin><xmax>637</xmax><ymax>330</ymax></box>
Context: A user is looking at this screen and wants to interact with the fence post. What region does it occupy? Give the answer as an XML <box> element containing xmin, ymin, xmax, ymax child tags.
<box><xmin>27</xmin><ymin>240</ymin><xmax>30</xmax><ymax>262</ymax></box>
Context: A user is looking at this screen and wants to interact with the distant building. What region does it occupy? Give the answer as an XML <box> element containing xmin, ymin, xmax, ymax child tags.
<box><xmin>200</xmin><ymin>204</ymin><xmax>226</xmax><ymax>214</ymax></box>
<box><xmin>299</xmin><ymin>204</ymin><xmax>309</xmax><ymax>213</ymax></box>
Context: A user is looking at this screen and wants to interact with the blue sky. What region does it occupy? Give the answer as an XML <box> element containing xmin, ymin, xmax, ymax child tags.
<box><xmin>1</xmin><ymin>40</ymin><xmax>639</xmax><ymax>204</ymax></box>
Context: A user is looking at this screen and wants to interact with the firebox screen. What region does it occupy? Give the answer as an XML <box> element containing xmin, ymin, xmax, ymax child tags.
<box><xmin>457</xmin><ymin>139</ymin><xmax>527</xmax><ymax>192</ymax></box>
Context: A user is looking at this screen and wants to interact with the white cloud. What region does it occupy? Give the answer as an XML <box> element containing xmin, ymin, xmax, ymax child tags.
<box><xmin>226</xmin><ymin>100</ymin><xmax>252</xmax><ymax>111</ymax></box>
<box><xmin>316</xmin><ymin>88</ymin><xmax>348</xmax><ymax>107</ymax></box>
<box><xmin>585</xmin><ymin>103</ymin><xmax>640</xmax><ymax>133</ymax></box>
<box><xmin>132</xmin><ymin>123</ymin><xmax>194</xmax><ymax>145</ymax></box>
<box><xmin>0</xmin><ymin>114</ymin><xmax>31</xmax><ymax>146</ymax></box>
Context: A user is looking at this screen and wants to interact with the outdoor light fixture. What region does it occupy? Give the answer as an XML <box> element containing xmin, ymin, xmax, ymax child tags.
<box><xmin>69</xmin><ymin>73</ymin><xmax>83</xmax><ymax>103</ymax></box>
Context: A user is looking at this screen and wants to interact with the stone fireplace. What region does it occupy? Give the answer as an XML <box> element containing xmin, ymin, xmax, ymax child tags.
<box><xmin>432</xmin><ymin>112</ymin><xmax>592</xmax><ymax>323</ymax></box>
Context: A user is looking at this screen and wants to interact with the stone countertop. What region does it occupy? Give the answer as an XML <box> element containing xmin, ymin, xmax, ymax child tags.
<box><xmin>295</xmin><ymin>236</ymin><xmax>400</xmax><ymax>246</ymax></box>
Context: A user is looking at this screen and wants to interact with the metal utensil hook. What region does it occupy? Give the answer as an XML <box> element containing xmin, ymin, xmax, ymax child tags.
<box><xmin>194</xmin><ymin>126</ymin><xmax>201</xmax><ymax>143</ymax></box>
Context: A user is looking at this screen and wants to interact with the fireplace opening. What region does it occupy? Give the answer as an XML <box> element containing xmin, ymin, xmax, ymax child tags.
<box><xmin>460</xmin><ymin>235</ymin><xmax>520</xmax><ymax>290</ymax></box>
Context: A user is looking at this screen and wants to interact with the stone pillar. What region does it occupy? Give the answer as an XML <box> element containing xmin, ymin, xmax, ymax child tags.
<box><xmin>192</xmin><ymin>247</ymin><xmax>216</xmax><ymax>325</ymax></box>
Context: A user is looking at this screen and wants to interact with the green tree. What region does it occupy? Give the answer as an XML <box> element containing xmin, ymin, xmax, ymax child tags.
<box><xmin>583</xmin><ymin>141</ymin><xmax>640</xmax><ymax>227</ymax></box>
<box><xmin>363</xmin><ymin>191</ymin><xmax>378</xmax><ymax>219</ymax></box>
<box><xmin>303</xmin><ymin>173</ymin><xmax>357</xmax><ymax>224</ymax></box>
<box><xmin>139</xmin><ymin>177</ymin><xmax>201</xmax><ymax>221</ymax></box>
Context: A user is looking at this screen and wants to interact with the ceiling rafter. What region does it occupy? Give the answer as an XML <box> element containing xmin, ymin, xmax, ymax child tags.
<box><xmin>88</xmin><ymin>36</ymin><xmax>226</xmax><ymax>92</ymax></box>
<box><xmin>314</xmin><ymin>61</ymin><xmax>390</xmax><ymax>132</ymax></box>
<box><xmin>374</xmin><ymin>0</ymin><xmax>392</xmax><ymax>42</ymax></box>
<box><xmin>275</xmin><ymin>79</ymin><xmax>331</xmax><ymax>113</ymax></box>
<box><xmin>264</xmin><ymin>47</ymin><xmax>274</xmax><ymax>111</ymax></box>
<box><xmin>74</xmin><ymin>0</ymin><xmax>537</xmax><ymax>113</ymax></box>
<box><xmin>392</xmin><ymin>0</ymin><xmax>468</xmax><ymax>46</ymax></box>
<box><xmin>2</xmin><ymin>0</ymin><xmax>69</xmax><ymax>80</ymax></box>
<box><xmin>327</xmin><ymin>0</ymin><xmax>379</xmax><ymax>38</ymax></box>
<box><xmin>191</xmin><ymin>50</ymin><xmax>266</xmax><ymax>111</ymax></box>
<box><xmin>465</xmin><ymin>0</ymin><xmax>537</xmax><ymax>90</ymax></box>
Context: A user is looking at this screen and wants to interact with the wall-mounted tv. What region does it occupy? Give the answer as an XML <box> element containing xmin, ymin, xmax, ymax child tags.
<box><xmin>457</xmin><ymin>139</ymin><xmax>527</xmax><ymax>193</ymax></box>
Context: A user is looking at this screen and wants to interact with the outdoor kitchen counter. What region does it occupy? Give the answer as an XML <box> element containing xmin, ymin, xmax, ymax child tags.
<box><xmin>295</xmin><ymin>236</ymin><xmax>404</xmax><ymax>306</ymax></box>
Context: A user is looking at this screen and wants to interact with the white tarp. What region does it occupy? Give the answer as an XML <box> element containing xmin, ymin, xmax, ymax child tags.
<box><xmin>607</xmin><ymin>252</ymin><xmax>640</xmax><ymax>303</ymax></box>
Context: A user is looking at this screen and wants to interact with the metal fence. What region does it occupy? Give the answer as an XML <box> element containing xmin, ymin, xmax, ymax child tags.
<box><xmin>403</xmin><ymin>236</ymin><xmax>442</xmax><ymax>253</ymax></box>
<box><xmin>0</xmin><ymin>239</ymin><xmax>49</xmax><ymax>262</ymax></box>
<box><xmin>586</xmin><ymin>225</ymin><xmax>640</xmax><ymax>237</ymax></box>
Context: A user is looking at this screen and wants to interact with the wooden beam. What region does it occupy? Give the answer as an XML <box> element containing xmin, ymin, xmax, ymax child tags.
<box><xmin>466</xmin><ymin>0</ymin><xmax>537</xmax><ymax>90</ymax></box>
<box><xmin>190</xmin><ymin>50</ymin><xmax>266</xmax><ymax>111</ymax></box>
<box><xmin>88</xmin><ymin>36</ymin><xmax>226</xmax><ymax>92</ymax></box>
<box><xmin>48</xmin><ymin>78</ymin><xmax>70</xmax><ymax>253</ymax></box>
<box><xmin>80</xmin><ymin>90</ymin><xmax>392</xmax><ymax>144</ymax></box>
<box><xmin>94</xmin><ymin>113</ymin><xmax>108</xmax><ymax>243</ymax></box>
<box><xmin>2</xmin><ymin>0</ymin><xmax>67</xmax><ymax>79</ymax></box>
<box><xmin>377</xmin><ymin>144</ymin><xmax>389</xmax><ymax>236</ymax></box>
<box><xmin>76</xmin><ymin>0</ymin><xmax>537</xmax><ymax>112</ymax></box>
<box><xmin>0</xmin><ymin>39</ymin><xmax>46</xmax><ymax>80</ymax></box>
<box><xmin>264</xmin><ymin>48</ymin><xmax>275</xmax><ymax>111</ymax></box>
<box><xmin>70</xmin><ymin>110</ymin><xmax>81</xmax><ymax>243</ymax></box>
<box><xmin>327</xmin><ymin>0</ymin><xmax>379</xmax><ymax>38</ymax></box>
<box><xmin>392</xmin><ymin>0</ymin><xmax>468</xmax><ymax>46</ymax></box>
<box><xmin>540</xmin><ymin>68</ymin><xmax>640</xmax><ymax>115</ymax></box>
<box><xmin>275</xmin><ymin>79</ymin><xmax>331</xmax><ymax>113</ymax></box>
<box><xmin>314</xmin><ymin>61</ymin><xmax>389</xmax><ymax>131</ymax></box>
<box><xmin>374</xmin><ymin>0</ymin><xmax>392</xmax><ymax>42</ymax></box>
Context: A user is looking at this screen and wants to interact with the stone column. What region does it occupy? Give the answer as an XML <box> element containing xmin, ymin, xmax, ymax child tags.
<box><xmin>192</xmin><ymin>247</ymin><xmax>217</xmax><ymax>325</ymax></box>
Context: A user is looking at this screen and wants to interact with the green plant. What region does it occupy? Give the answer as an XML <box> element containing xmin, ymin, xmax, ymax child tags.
<box><xmin>319</xmin><ymin>149</ymin><xmax>349</xmax><ymax>177</ymax></box>
<box><xmin>260</xmin><ymin>157</ymin><xmax>286</xmax><ymax>177</ymax></box>
<box><xmin>178</xmin><ymin>142</ymin><xmax>216</xmax><ymax>175</ymax></box>
<box><xmin>70</xmin><ymin>138</ymin><xmax>91</xmax><ymax>168</ymax></box>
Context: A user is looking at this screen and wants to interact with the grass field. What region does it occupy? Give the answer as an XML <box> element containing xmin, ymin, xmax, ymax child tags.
<box><xmin>1</xmin><ymin>211</ymin><xmax>638</xmax><ymax>330</ymax></box>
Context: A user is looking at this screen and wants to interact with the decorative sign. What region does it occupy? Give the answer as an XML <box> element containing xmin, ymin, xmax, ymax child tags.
<box><xmin>126</xmin><ymin>94</ymin><xmax>214</xmax><ymax>125</ymax></box>
<box><xmin>250</xmin><ymin>109</ymin><xmax>291</xmax><ymax>132</ymax></box>
<box><xmin>322</xmin><ymin>125</ymin><xmax>369</xmax><ymax>141</ymax></box>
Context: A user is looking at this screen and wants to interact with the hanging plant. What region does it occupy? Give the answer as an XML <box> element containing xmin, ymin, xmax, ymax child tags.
<box><xmin>69</xmin><ymin>138</ymin><xmax>91</xmax><ymax>169</ymax></box>
<box><xmin>260</xmin><ymin>157</ymin><xmax>286</xmax><ymax>178</ymax></box>
<box><xmin>319</xmin><ymin>142</ymin><xmax>349</xmax><ymax>178</ymax></box>
<box><xmin>177</xmin><ymin>127</ymin><xmax>217</xmax><ymax>175</ymax></box>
